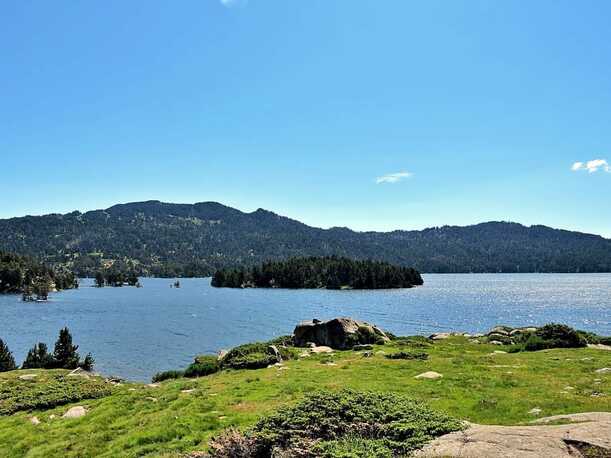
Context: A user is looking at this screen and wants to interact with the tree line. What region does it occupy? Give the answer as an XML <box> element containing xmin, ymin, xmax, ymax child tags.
<box><xmin>94</xmin><ymin>269</ymin><xmax>140</xmax><ymax>287</ymax></box>
<box><xmin>0</xmin><ymin>251</ymin><xmax>78</xmax><ymax>299</ymax></box>
<box><xmin>211</xmin><ymin>256</ymin><xmax>424</xmax><ymax>289</ymax></box>
<box><xmin>0</xmin><ymin>327</ymin><xmax>94</xmax><ymax>372</ymax></box>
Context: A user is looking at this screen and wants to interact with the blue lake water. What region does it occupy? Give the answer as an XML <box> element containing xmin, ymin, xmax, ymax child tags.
<box><xmin>0</xmin><ymin>274</ymin><xmax>609</xmax><ymax>381</ymax></box>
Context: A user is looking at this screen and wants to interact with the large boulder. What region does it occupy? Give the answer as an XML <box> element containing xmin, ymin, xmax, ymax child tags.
<box><xmin>293</xmin><ymin>317</ymin><xmax>389</xmax><ymax>349</ymax></box>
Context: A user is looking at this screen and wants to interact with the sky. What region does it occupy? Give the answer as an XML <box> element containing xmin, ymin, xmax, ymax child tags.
<box><xmin>1</xmin><ymin>1</ymin><xmax>611</xmax><ymax>237</ymax></box>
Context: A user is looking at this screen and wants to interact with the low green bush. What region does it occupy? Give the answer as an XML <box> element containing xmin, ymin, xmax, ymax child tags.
<box><xmin>385</xmin><ymin>351</ymin><xmax>428</xmax><ymax>360</ymax></box>
<box><xmin>208</xmin><ymin>389</ymin><xmax>464</xmax><ymax>457</ymax></box>
<box><xmin>185</xmin><ymin>356</ymin><xmax>219</xmax><ymax>377</ymax></box>
<box><xmin>0</xmin><ymin>371</ymin><xmax>111</xmax><ymax>415</ymax></box>
<box><xmin>511</xmin><ymin>323</ymin><xmax>589</xmax><ymax>352</ymax></box>
<box><xmin>152</xmin><ymin>370</ymin><xmax>184</xmax><ymax>383</ymax></box>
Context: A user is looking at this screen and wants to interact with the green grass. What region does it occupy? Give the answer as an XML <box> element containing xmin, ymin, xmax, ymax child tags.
<box><xmin>0</xmin><ymin>337</ymin><xmax>609</xmax><ymax>457</ymax></box>
<box><xmin>0</xmin><ymin>370</ymin><xmax>112</xmax><ymax>416</ymax></box>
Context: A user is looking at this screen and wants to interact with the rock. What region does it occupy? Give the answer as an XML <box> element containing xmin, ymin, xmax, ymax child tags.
<box><xmin>310</xmin><ymin>346</ymin><xmax>334</xmax><ymax>353</ymax></box>
<box><xmin>145</xmin><ymin>397</ymin><xmax>158</xmax><ymax>402</ymax></box>
<box><xmin>595</xmin><ymin>368</ymin><xmax>611</xmax><ymax>374</ymax></box>
<box><xmin>217</xmin><ymin>350</ymin><xmax>228</xmax><ymax>360</ymax></box>
<box><xmin>146</xmin><ymin>383</ymin><xmax>160</xmax><ymax>388</ymax></box>
<box><xmin>29</xmin><ymin>416</ymin><xmax>40</xmax><ymax>425</ymax></box>
<box><xmin>353</xmin><ymin>344</ymin><xmax>374</xmax><ymax>351</ymax></box>
<box><xmin>67</xmin><ymin>368</ymin><xmax>91</xmax><ymax>378</ymax></box>
<box><xmin>414</xmin><ymin>412</ymin><xmax>611</xmax><ymax>457</ymax></box>
<box><xmin>492</xmin><ymin>350</ymin><xmax>507</xmax><ymax>354</ymax></box>
<box><xmin>361</xmin><ymin>351</ymin><xmax>374</xmax><ymax>358</ymax></box>
<box><xmin>415</xmin><ymin>371</ymin><xmax>443</xmax><ymax>380</ymax></box>
<box><xmin>589</xmin><ymin>344</ymin><xmax>611</xmax><ymax>351</ymax></box>
<box><xmin>268</xmin><ymin>345</ymin><xmax>282</xmax><ymax>362</ymax></box>
<box><xmin>62</xmin><ymin>406</ymin><xmax>87</xmax><ymax>419</ymax></box>
<box><xmin>19</xmin><ymin>374</ymin><xmax>38</xmax><ymax>381</ymax></box>
<box><xmin>529</xmin><ymin>408</ymin><xmax>542</xmax><ymax>416</ymax></box>
<box><xmin>181</xmin><ymin>389</ymin><xmax>195</xmax><ymax>394</ymax></box>
<box><xmin>293</xmin><ymin>317</ymin><xmax>389</xmax><ymax>349</ymax></box>
<box><xmin>489</xmin><ymin>326</ymin><xmax>511</xmax><ymax>336</ymax></box>
<box><xmin>430</xmin><ymin>333</ymin><xmax>452</xmax><ymax>340</ymax></box>
<box><xmin>490</xmin><ymin>340</ymin><xmax>504</xmax><ymax>345</ymax></box>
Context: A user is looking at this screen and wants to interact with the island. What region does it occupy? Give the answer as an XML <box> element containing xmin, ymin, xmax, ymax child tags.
<box><xmin>211</xmin><ymin>256</ymin><xmax>424</xmax><ymax>289</ymax></box>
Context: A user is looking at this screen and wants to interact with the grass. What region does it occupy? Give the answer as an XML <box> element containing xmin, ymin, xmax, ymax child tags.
<box><xmin>0</xmin><ymin>337</ymin><xmax>609</xmax><ymax>457</ymax></box>
<box><xmin>0</xmin><ymin>370</ymin><xmax>112</xmax><ymax>416</ymax></box>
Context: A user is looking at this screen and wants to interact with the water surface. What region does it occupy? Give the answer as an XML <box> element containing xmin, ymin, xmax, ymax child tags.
<box><xmin>0</xmin><ymin>274</ymin><xmax>609</xmax><ymax>381</ymax></box>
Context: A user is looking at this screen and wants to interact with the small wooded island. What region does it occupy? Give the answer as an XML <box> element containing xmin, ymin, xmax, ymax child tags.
<box><xmin>211</xmin><ymin>256</ymin><xmax>424</xmax><ymax>289</ymax></box>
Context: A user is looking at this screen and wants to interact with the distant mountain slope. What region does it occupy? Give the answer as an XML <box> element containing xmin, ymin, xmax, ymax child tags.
<box><xmin>1</xmin><ymin>200</ymin><xmax>610</xmax><ymax>276</ymax></box>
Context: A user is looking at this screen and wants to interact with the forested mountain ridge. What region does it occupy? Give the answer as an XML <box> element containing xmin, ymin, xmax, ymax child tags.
<box><xmin>1</xmin><ymin>200</ymin><xmax>610</xmax><ymax>276</ymax></box>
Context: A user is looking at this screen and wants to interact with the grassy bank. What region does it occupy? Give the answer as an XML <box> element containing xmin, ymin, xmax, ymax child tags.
<box><xmin>0</xmin><ymin>337</ymin><xmax>609</xmax><ymax>457</ymax></box>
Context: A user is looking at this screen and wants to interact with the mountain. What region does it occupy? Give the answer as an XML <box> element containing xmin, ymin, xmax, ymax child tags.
<box><xmin>0</xmin><ymin>200</ymin><xmax>610</xmax><ymax>276</ymax></box>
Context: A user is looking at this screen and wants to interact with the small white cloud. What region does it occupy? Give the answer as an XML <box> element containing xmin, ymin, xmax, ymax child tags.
<box><xmin>572</xmin><ymin>159</ymin><xmax>610</xmax><ymax>173</ymax></box>
<box><xmin>376</xmin><ymin>171</ymin><xmax>413</xmax><ymax>184</ymax></box>
<box><xmin>220</xmin><ymin>0</ymin><xmax>247</xmax><ymax>7</ymax></box>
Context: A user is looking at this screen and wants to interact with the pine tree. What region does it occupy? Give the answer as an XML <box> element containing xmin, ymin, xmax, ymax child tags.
<box><xmin>22</xmin><ymin>342</ymin><xmax>53</xmax><ymax>369</ymax></box>
<box><xmin>94</xmin><ymin>271</ymin><xmax>105</xmax><ymax>287</ymax></box>
<box><xmin>53</xmin><ymin>327</ymin><xmax>80</xmax><ymax>369</ymax></box>
<box><xmin>0</xmin><ymin>338</ymin><xmax>17</xmax><ymax>372</ymax></box>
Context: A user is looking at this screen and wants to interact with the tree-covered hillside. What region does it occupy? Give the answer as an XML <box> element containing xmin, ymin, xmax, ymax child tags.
<box><xmin>211</xmin><ymin>256</ymin><xmax>424</xmax><ymax>289</ymax></box>
<box><xmin>0</xmin><ymin>251</ymin><xmax>78</xmax><ymax>294</ymax></box>
<box><xmin>1</xmin><ymin>200</ymin><xmax>610</xmax><ymax>276</ymax></box>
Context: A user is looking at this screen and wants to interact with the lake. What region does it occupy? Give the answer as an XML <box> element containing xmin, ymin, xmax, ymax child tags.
<box><xmin>1</xmin><ymin>274</ymin><xmax>609</xmax><ymax>381</ymax></box>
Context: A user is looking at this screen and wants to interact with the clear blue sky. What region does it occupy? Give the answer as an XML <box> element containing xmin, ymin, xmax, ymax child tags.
<box><xmin>2</xmin><ymin>1</ymin><xmax>610</xmax><ymax>237</ymax></box>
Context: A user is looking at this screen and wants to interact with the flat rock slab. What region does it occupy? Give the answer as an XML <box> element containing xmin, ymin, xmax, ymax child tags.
<box><xmin>415</xmin><ymin>371</ymin><xmax>443</xmax><ymax>380</ymax></box>
<box><xmin>18</xmin><ymin>374</ymin><xmax>38</xmax><ymax>381</ymax></box>
<box><xmin>588</xmin><ymin>344</ymin><xmax>611</xmax><ymax>351</ymax></box>
<box><xmin>595</xmin><ymin>368</ymin><xmax>611</xmax><ymax>374</ymax></box>
<box><xmin>62</xmin><ymin>406</ymin><xmax>87</xmax><ymax>419</ymax></box>
<box><xmin>414</xmin><ymin>412</ymin><xmax>611</xmax><ymax>457</ymax></box>
<box><xmin>310</xmin><ymin>346</ymin><xmax>334</xmax><ymax>353</ymax></box>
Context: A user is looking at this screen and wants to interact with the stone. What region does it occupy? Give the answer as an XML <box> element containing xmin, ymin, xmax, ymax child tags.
<box><xmin>589</xmin><ymin>344</ymin><xmax>611</xmax><ymax>351</ymax></box>
<box><xmin>415</xmin><ymin>371</ymin><xmax>443</xmax><ymax>380</ymax></box>
<box><xmin>217</xmin><ymin>350</ymin><xmax>228</xmax><ymax>360</ymax></box>
<box><xmin>29</xmin><ymin>416</ymin><xmax>40</xmax><ymax>425</ymax></box>
<box><xmin>181</xmin><ymin>389</ymin><xmax>195</xmax><ymax>394</ymax></box>
<box><xmin>595</xmin><ymin>368</ymin><xmax>611</xmax><ymax>374</ymax></box>
<box><xmin>414</xmin><ymin>412</ymin><xmax>611</xmax><ymax>457</ymax></box>
<box><xmin>67</xmin><ymin>368</ymin><xmax>91</xmax><ymax>378</ymax></box>
<box><xmin>146</xmin><ymin>383</ymin><xmax>160</xmax><ymax>388</ymax></box>
<box><xmin>62</xmin><ymin>406</ymin><xmax>87</xmax><ymax>419</ymax></box>
<box><xmin>430</xmin><ymin>333</ymin><xmax>452</xmax><ymax>340</ymax></box>
<box><xmin>529</xmin><ymin>408</ymin><xmax>542</xmax><ymax>416</ymax></box>
<box><xmin>310</xmin><ymin>345</ymin><xmax>334</xmax><ymax>354</ymax></box>
<box><xmin>268</xmin><ymin>345</ymin><xmax>282</xmax><ymax>362</ymax></box>
<box><xmin>293</xmin><ymin>317</ymin><xmax>389</xmax><ymax>349</ymax></box>
<box><xmin>19</xmin><ymin>374</ymin><xmax>38</xmax><ymax>381</ymax></box>
<box><xmin>493</xmin><ymin>350</ymin><xmax>507</xmax><ymax>354</ymax></box>
<box><xmin>490</xmin><ymin>340</ymin><xmax>504</xmax><ymax>345</ymax></box>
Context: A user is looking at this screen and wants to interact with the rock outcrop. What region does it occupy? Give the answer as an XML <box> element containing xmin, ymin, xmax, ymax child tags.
<box><xmin>293</xmin><ymin>317</ymin><xmax>389</xmax><ymax>349</ymax></box>
<box><xmin>414</xmin><ymin>412</ymin><xmax>611</xmax><ymax>457</ymax></box>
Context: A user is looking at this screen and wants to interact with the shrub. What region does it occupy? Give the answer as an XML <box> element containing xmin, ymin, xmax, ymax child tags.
<box><xmin>0</xmin><ymin>339</ymin><xmax>16</xmax><ymax>372</ymax></box>
<box><xmin>394</xmin><ymin>336</ymin><xmax>432</xmax><ymax>348</ymax></box>
<box><xmin>208</xmin><ymin>389</ymin><xmax>464</xmax><ymax>457</ymax></box>
<box><xmin>535</xmin><ymin>323</ymin><xmax>587</xmax><ymax>349</ymax></box>
<box><xmin>385</xmin><ymin>351</ymin><xmax>428</xmax><ymax>360</ymax></box>
<box><xmin>152</xmin><ymin>370</ymin><xmax>184</xmax><ymax>383</ymax></box>
<box><xmin>221</xmin><ymin>342</ymin><xmax>281</xmax><ymax>370</ymax></box>
<box><xmin>185</xmin><ymin>356</ymin><xmax>220</xmax><ymax>377</ymax></box>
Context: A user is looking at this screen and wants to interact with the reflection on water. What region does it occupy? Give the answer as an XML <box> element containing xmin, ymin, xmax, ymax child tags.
<box><xmin>0</xmin><ymin>274</ymin><xmax>609</xmax><ymax>381</ymax></box>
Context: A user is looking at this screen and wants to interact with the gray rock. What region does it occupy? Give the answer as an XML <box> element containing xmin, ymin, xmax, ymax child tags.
<box><xmin>62</xmin><ymin>406</ymin><xmax>87</xmax><ymax>419</ymax></box>
<box><xmin>19</xmin><ymin>374</ymin><xmax>38</xmax><ymax>381</ymax></box>
<box><xmin>415</xmin><ymin>371</ymin><xmax>443</xmax><ymax>380</ymax></box>
<box><xmin>293</xmin><ymin>317</ymin><xmax>389</xmax><ymax>349</ymax></box>
<box><xmin>414</xmin><ymin>412</ymin><xmax>611</xmax><ymax>458</ymax></box>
